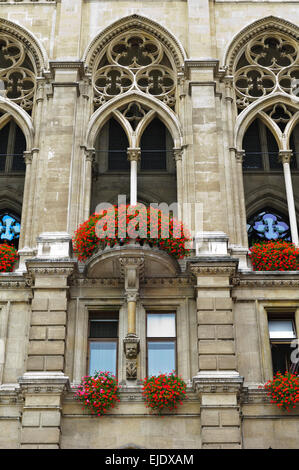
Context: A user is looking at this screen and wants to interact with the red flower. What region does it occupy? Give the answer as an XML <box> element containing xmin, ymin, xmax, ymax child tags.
<box><xmin>249</xmin><ymin>241</ymin><xmax>299</xmax><ymax>272</ymax></box>
<box><xmin>142</xmin><ymin>373</ymin><xmax>187</xmax><ymax>415</ymax></box>
<box><xmin>263</xmin><ymin>371</ymin><xmax>299</xmax><ymax>412</ymax></box>
<box><xmin>75</xmin><ymin>371</ymin><xmax>120</xmax><ymax>416</ymax></box>
<box><xmin>0</xmin><ymin>244</ymin><xmax>18</xmax><ymax>273</ymax></box>
<box><xmin>73</xmin><ymin>205</ymin><xmax>191</xmax><ymax>262</ymax></box>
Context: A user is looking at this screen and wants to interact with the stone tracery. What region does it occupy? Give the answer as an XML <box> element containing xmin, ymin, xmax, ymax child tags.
<box><xmin>92</xmin><ymin>32</ymin><xmax>176</xmax><ymax>110</ymax></box>
<box><xmin>0</xmin><ymin>34</ymin><xmax>36</xmax><ymax>113</ymax></box>
<box><xmin>234</xmin><ymin>33</ymin><xmax>299</xmax><ymax>112</ymax></box>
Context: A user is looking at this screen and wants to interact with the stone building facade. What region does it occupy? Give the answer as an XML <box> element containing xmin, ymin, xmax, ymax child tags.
<box><xmin>0</xmin><ymin>0</ymin><xmax>299</xmax><ymax>450</ymax></box>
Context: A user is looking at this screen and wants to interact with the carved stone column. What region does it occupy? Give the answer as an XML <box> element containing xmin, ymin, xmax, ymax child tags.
<box><xmin>119</xmin><ymin>256</ymin><xmax>144</xmax><ymax>381</ymax></box>
<box><xmin>279</xmin><ymin>150</ymin><xmax>299</xmax><ymax>246</ymax></box>
<box><xmin>173</xmin><ymin>148</ymin><xmax>183</xmax><ymax>219</ymax></box>
<box><xmin>232</xmin><ymin>149</ymin><xmax>248</xmax><ymax>248</ymax></box>
<box><xmin>127</xmin><ymin>148</ymin><xmax>141</xmax><ymax>206</ymax></box>
<box><xmin>83</xmin><ymin>147</ymin><xmax>95</xmax><ymax>221</ymax></box>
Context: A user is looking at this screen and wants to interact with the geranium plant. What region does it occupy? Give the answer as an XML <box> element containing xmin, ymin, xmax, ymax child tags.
<box><xmin>263</xmin><ymin>371</ymin><xmax>299</xmax><ymax>412</ymax></box>
<box><xmin>0</xmin><ymin>243</ymin><xmax>18</xmax><ymax>272</ymax></box>
<box><xmin>142</xmin><ymin>372</ymin><xmax>187</xmax><ymax>414</ymax></box>
<box><xmin>73</xmin><ymin>204</ymin><xmax>190</xmax><ymax>261</ymax></box>
<box><xmin>249</xmin><ymin>240</ymin><xmax>299</xmax><ymax>271</ymax></box>
<box><xmin>75</xmin><ymin>371</ymin><xmax>120</xmax><ymax>416</ymax></box>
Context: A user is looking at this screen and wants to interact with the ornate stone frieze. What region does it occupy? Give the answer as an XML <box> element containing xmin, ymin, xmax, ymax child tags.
<box><xmin>190</xmin><ymin>264</ymin><xmax>237</xmax><ymax>277</ymax></box>
<box><xmin>70</xmin><ymin>277</ymin><xmax>122</xmax><ymax>288</ymax></box>
<box><xmin>241</xmin><ymin>386</ymin><xmax>269</xmax><ymax>404</ymax></box>
<box><xmin>192</xmin><ymin>371</ymin><xmax>244</xmax><ymax>396</ymax></box>
<box><xmin>237</xmin><ymin>278</ymin><xmax>299</xmax><ymax>288</ymax></box>
<box><xmin>142</xmin><ymin>276</ymin><xmax>194</xmax><ymax>287</ymax></box>
<box><xmin>18</xmin><ymin>372</ymin><xmax>70</xmax><ymax>396</ymax></box>
<box><xmin>0</xmin><ymin>274</ymin><xmax>29</xmax><ymax>289</ymax></box>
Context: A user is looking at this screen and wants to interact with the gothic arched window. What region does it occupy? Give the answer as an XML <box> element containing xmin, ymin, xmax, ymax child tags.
<box><xmin>0</xmin><ymin>117</ymin><xmax>26</xmax><ymax>173</ymax></box>
<box><xmin>140</xmin><ymin>118</ymin><xmax>173</xmax><ymax>171</ymax></box>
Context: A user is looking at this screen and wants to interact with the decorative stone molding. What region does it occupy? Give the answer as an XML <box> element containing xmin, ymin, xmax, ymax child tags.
<box><xmin>241</xmin><ymin>386</ymin><xmax>269</xmax><ymax>405</ymax></box>
<box><xmin>48</xmin><ymin>60</ymin><xmax>85</xmax><ymax>80</ymax></box>
<box><xmin>142</xmin><ymin>276</ymin><xmax>194</xmax><ymax>287</ymax></box>
<box><xmin>26</xmin><ymin>260</ymin><xmax>76</xmax><ymax>280</ymax></box>
<box><xmin>189</xmin><ymin>257</ymin><xmax>238</xmax><ymax>278</ymax></box>
<box><xmin>193</xmin><ymin>371</ymin><xmax>244</xmax><ymax>396</ymax></box>
<box><xmin>18</xmin><ymin>372</ymin><xmax>70</xmax><ymax>395</ymax></box>
<box><xmin>0</xmin><ymin>274</ymin><xmax>29</xmax><ymax>289</ymax></box>
<box><xmin>70</xmin><ymin>277</ymin><xmax>122</xmax><ymax>288</ymax></box>
<box><xmin>237</xmin><ymin>278</ymin><xmax>299</xmax><ymax>288</ymax></box>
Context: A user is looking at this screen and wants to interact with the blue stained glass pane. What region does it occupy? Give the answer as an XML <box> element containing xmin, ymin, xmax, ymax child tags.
<box><xmin>89</xmin><ymin>342</ymin><xmax>117</xmax><ymax>376</ymax></box>
<box><xmin>147</xmin><ymin>341</ymin><xmax>175</xmax><ymax>376</ymax></box>
<box><xmin>0</xmin><ymin>214</ymin><xmax>20</xmax><ymax>242</ymax></box>
<box><xmin>247</xmin><ymin>210</ymin><xmax>291</xmax><ymax>246</ymax></box>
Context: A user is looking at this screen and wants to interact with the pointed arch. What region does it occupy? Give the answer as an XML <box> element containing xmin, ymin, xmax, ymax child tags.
<box><xmin>234</xmin><ymin>93</ymin><xmax>299</xmax><ymax>150</ymax></box>
<box><xmin>0</xmin><ymin>97</ymin><xmax>34</xmax><ymax>149</ymax></box>
<box><xmin>0</xmin><ymin>17</ymin><xmax>48</xmax><ymax>73</ymax></box>
<box><xmin>86</xmin><ymin>91</ymin><xmax>183</xmax><ymax>150</ymax></box>
<box><xmin>83</xmin><ymin>14</ymin><xmax>187</xmax><ymax>73</ymax></box>
<box><xmin>223</xmin><ymin>16</ymin><xmax>299</xmax><ymax>74</ymax></box>
<box><xmin>245</xmin><ymin>185</ymin><xmax>294</xmax><ymax>219</ymax></box>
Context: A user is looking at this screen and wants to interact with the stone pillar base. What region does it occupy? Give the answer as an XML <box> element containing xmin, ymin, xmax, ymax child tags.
<box><xmin>193</xmin><ymin>372</ymin><xmax>244</xmax><ymax>449</ymax></box>
<box><xmin>18</xmin><ymin>372</ymin><xmax>69</xmax><ymax>449</ymax></box>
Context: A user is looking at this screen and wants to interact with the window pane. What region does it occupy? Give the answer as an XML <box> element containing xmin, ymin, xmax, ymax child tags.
<box><xmin>147</xmin><ymin>313</ymin><xmax>175</xmax><ymax>337</ymax></box>
<box><xmin>90</xmin><ymin>320</ymin><xmax>118</xmax><ymax>338</ymax></box>
<box><xmin>268</xmin><ymin>320</ymin><xmax>295</xmax><ymax>339</ymax></box>
<box><xmin>89</xmin><ymin>341</ymin><xmax>117</xmax><ymax>376</ymax></box>
<box><xmin>271</xmin><ymin>343</ymin><xmax>293</xmax><ymax>374</ymax></box>
<box><xmin>141</xmin><ymin>118</ymin><xmax>167</xmax><ymax>170</ymax></box>
<box><xmin>147</xmin><ymin>341</ymin><xmax>175</xmax><ymax>376</ymax></box>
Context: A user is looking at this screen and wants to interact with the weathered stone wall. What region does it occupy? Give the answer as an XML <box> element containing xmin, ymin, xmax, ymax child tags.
<box><xmin>0</xmin><ymin>0</ymin><xmax>299</xmax><ymax>450</ymax></box>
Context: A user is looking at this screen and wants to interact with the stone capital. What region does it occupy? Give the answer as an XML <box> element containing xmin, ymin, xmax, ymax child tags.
<box><xmin>127</xmin><ymin>148</ymin><xmax>141</xmax><ymax>162</ymax></box>
<box><xmin>230</xmin><ymin>148</ymin><xmax>245</xmax><ymax>163</ymax></box>
<box><xmin>173</xmin><ymin>148</ymin><xmax>183</xmax><ymax>162</ymax></box>
<box><xmin>279</xmin><ymin>150</ymin><xmax>293</xmax><ymax>165</ymax></box>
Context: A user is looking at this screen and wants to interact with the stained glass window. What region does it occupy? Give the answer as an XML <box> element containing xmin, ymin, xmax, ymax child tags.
<box><xmin>247</xmin><ymin>209</ymin><xmax>291</xmax><ymax>246</ymax></box>
<box><xmin>0</xmin><ymin>212</ymin><xmax>21</xmax><ymax>248</ymax></box>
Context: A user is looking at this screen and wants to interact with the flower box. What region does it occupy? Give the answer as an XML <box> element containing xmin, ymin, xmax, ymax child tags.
<box><xmin>73</xmin><ymin>204</ymin><xmax>190</xmax><ymax>262</ymax></box>
<box><xmin>262</xmin><ymin>371</ymin><xmax>299</xmax><ymax>412</ymax></box>
<box><xmin>249</xmin><ymin>240</ymin><xmax>299</xmax><ymax>271</ymax></box>
<box><xmin>75</xmin><ymin>371</ymin><xmax>120</xmax><ymax>416</ymax></box>
<box><xmin>142</xmin><ymin>373</ymin><xmax>187</xmax><ymax>414</ymax></box>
